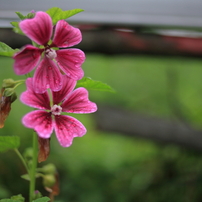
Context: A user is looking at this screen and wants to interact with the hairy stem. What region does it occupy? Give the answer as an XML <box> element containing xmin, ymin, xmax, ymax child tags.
<box><xmin>29</xmin><ymin>132</ymin><xmax>38</xmax><ymax>202</ymax></box>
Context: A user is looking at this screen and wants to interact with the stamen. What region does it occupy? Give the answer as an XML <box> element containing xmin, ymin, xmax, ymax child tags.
<box><xmin>51</xmin><ymin>104</ymin><xmax>62</xmax><ymax>116</ymax></box>
<box><xmin>45</xmin><ymin>48</ymin><xmax>57</xmax><ymax>60</ymax></box>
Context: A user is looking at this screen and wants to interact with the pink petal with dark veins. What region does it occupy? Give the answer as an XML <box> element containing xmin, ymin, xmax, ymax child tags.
<box><xmin>13</xmin><ymin>45</ymin><xmax>42</xmax><ymax>75</ymax></box>
<box><xmin>33</xmin><ymin>57</ymin><xmax>62</xmax><ymax>93</ymax></box>
<box><xmin>56</xmin><ymin>49</ymin><xmax>85</xmax><ymax>80</ymax></box>
<box><xmin>54</xmin><ymin>115</ymin><xmax>86</xmax><ymax>147</ymax></box>
<box><xmin>20</xmin><ymin>78</ymin><xmax>51</xmax><ymax>110</ymax></box>
<box><xmin>22</xmin><ymin>110</ymin><xmax>53</xmax><ymax>138</ymax></box>
<box><xmin>20</xmin><ymin>11</ymin><xmax>52</xmax><ymax>45</ymax></box>
<box><xmin>52</xmin><ymin>20</ymin><xmax>82</xmax><ymax>48</ymax></box>
<box><xmin>61</xmin><ymin>87</ymin><xmax>97</xmax><ymax>114</ymax></box>
<box><xmin>52</xmin><ymin>75</ymin><xmax>76</xmax><ymax>105</ymax></box>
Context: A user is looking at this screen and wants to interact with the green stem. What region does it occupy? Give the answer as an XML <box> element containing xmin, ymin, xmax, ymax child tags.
<box><xmin>14</xmin><ymin>148</ymin><xmax>30</xmax><ymax>175</ymax></box>
<box><xmin>29</xmin><ymin>132</ymin><xmax>38</xmax><ymax>202</ymax></box>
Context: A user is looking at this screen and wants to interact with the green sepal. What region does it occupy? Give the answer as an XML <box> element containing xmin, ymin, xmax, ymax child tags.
<box><xmin>3</xmin><ymin>88</ymin><xmax>15</xmax><ymax>97</ymax></box>
<box><xmin>76</xmin><ymin>77</ymin><xmax>115</xmax><ymax>93</ymax></box>
<box><xmin>15</xmin><ymin>11</ymin><xmax>35</xmax><ymax>20</ymax></box>
<box><xmin>0</xmin><ymin>136</ymin><xmax>20</xmax><ymax>153</ymax></box>
<box><xmin>15</xmin><ymin>12</ymin><xmax>27</xmax><ymax>20</ymax></box>
<box><xmin>10</xmin><ymin>22</ymin><xmax>24</xmax><ymax>35</ymax></box>
<box><xmin>0</xmin><ymin>42</ymin><xmax>19</xmax><ymax>57</ymax></box>
<box><xmin>46</xmin><ymin>7</ymin><xmax>84</xmax><ymax>24</ymax></box>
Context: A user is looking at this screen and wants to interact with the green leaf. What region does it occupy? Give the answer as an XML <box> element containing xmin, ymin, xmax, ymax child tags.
<box><xmin>10</xmin><ymin>195</ymin><xmax>24</xmax><ymax>202</ymax></box>
<box><xmin>0</xmin><ymin>136</ymin><xmax>20</xmax><ymax>152</ymax></box>
<box><xmin>21</xmin><ymin>173</ymin><xmax>41</xmax><ymax>181</ymax></box>
<box><xmin>32</xmin><ymin>197</ymin><xmax>50</xmax><ymax>202</ymax></box>
<box><xmin>76</xmin><ymin>77</ymin><xmax>115</xmax><ymax>93</ymax></box>
<box><xmin>0</xmin><ymin>199</ymin><xmax>19</xmax><ymax>202</ymax></box>
<box><xmin>0</xmin><ymin>42</ymin><xmax>19</xmax><ymax>57</ymax></box>
<box><xmin>0</xmin><ymin>194</ymin><xmax>24</xmax><ymax>202</ymax></box>
<box><xmin>46</xmin><ymin>7</ymin><xmax>84</xmax><ymax>24</ymax></box>
<box><xmin>10</xmin><ymin>22</ymin><xmax>24</xmax><ymax>35</ymax></box>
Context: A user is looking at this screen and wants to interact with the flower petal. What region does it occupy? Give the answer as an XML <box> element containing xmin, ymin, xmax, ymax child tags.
<box><xmin>56</xmin><ymin>49</ymin><xmax>85</xmax><ymax>80</ymax></box>
<box><xmin>54</xmin><ymin>115</ymin><xmax>86</xmax><ymax>147</ymax></box>
<box><xmin>61</xmin><ymin>87</ymin><xmax>97</xmax><ymax>113</ymax></box>
<box><xmin>22</xmin><ymin>110</ymin><xmax>53</xmax><ymax>138</ymax></box>
<box><xmin>13</xmin><ymin>45</ymin><xmax>42</xmax><ymax>75</ymax></box>
<box><xmin>52</xmin><ymin>75</ymin><xmax>76</xmax><ymax>105</ymax></box>
<box><xmin>52</xmin><ymin>20</ymin><xmax>82</xmax><ymax>48</ymax></box>
<box><xmin>20</xmin><ymin>11</ymin><xmax>52</xmax><ymax>45</ymax></box>
<box><xmin>20</xmin><ymin>78</ymin><xmax>51</xmax><ymax>110</ymax></box>
<box><xmin>33</xmin><ymin>57</ymin><xmax>63</xmax><ymax>93</ymax></box>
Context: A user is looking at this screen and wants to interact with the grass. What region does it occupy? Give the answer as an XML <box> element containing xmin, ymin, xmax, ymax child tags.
<box><xmin>1</xmin><ymin>54</ymin><xmax>202</xmax><ymax>201</ymax></box>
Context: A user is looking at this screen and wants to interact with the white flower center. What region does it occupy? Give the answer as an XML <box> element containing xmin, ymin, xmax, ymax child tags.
<box><xmin>45</xmin><ymin>48</ymin><xmax>57</xmax><ymax>60</ymax></box>
<box><xmin>51</xmin><ymin>104</ymin><xmax>62</xmax><ymax>116</ymax></box>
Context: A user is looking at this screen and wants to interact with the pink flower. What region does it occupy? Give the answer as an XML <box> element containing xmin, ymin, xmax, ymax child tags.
<box><xmin>20</xmin><ymin>76</ymin><xmax>97</xmax><ymax>147</ymax></box>
<box><xmin>13</xmin><ymin>11</ymin><xmax>85</xmax><ymax>93</ymax></box>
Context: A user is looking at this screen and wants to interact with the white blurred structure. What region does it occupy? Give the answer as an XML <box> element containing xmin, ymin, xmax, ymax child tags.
<box><xmin>0</xmin><ymin>0</ymin><xmax>202</xmax><ymax>28</ymax></box>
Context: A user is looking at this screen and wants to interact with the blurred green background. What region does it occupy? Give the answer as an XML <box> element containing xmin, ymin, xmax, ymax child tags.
<box><xmin>1</xmin><ymin>54</ymin><xmax>202</xmax><ymax>202</ymax></box>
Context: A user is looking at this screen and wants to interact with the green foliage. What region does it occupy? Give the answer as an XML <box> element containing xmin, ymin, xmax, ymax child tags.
<box><xmin>0</xmin><ymin>136</ymin><xmax>20</xmax><ymax>152</ymax></box>
<box><xmin>0</xmin><ymin>42</ymin><xmax>18</xmax><ymax>57</ymax></box>
<box><xmin>46</xmin><ymin>7</ymin><xmax>84</xmax><ymax>25</ymax></box>
<box><xmin>76</xmin><ymin>77</ymin><xmax>115</xmax><ymax>92</ymax></box>
<box><xmin>32</xmin><ymin>197</ymin><xmax>50</xmax><ymax>202</ymax></box>
<box><xmin>10</xmin><ymin>195</ymin><xmax>24</xmax><ymax>202</ymax></box>
<box><xmin>1</xmin><ymin>55</ymin><xmax>202</xmax><ymax>201</ymax></box>
<box><xmin>0</xmin><ymin>196</ymin><xmax>48</xmax><ymax>202</ymax></box>
<box><xmin>0</xmin><ymin>194</ymin><xmax>24</xmax><ymax>202</ymax></box>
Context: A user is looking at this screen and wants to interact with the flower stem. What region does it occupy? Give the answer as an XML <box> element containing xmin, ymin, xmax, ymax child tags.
<box><xmin>14</xmin><ymin>148</ymin><xmax>30</xmax><ymax>176</ymax></box>
<box><xmin>29</xmin><ymin>132</ymin><xmax>38</xmax><ymax>202</ymax></box>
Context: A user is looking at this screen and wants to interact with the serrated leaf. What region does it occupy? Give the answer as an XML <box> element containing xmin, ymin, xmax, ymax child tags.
<box><xmin>0</xmin><ymin>199</ymin><xmax>19</xmax><ymax>202</ymax></box>
<box><xmin>0</xmin><ymin>136</ymin><xmax>20</xmax><ymax>152</ymax></box>
<box><xmin>11</xmin><ymin>195</ymin><xmax>24</xmax><ymax>202</ymax></box>
<box><xmin>0</xmin><ymin>42</ymin><xmax>19</xmax><ymax>57</ymax></box>
<box><xmin>32</xmin><ymin>197</ymin><xmax>50</xmax><ymax>202</ymax></box>
<box><xmin>10</xmin><ymin>22</ymin><xmax>24</xmax><ymax>35</ymax></box>
<box><xmin>76</xmin><ymin>77</ymin><xmax>115</xmax><ymax>92</ymax></box>
<box><xmin>46</xmin><ymin>7</ymin><xmax>84</xmax><ymax>24</ymax></box>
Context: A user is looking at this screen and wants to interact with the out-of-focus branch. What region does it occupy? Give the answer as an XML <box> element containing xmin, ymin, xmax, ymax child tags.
<box><xmin>94</xmin><ymin>105</ymin><xmax>202</xmax><ymax>151</ymax></box>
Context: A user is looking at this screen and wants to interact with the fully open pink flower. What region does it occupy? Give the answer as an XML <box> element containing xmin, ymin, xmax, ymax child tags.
<box><xmin>20</xmin><ymin>76</ymin><xmax>97</xmax><ymax>147</ymax></box>
<box><xmin>13</xmin><ymin>11</ymin><xmax>85</xmax><ymax>93</ymax></box>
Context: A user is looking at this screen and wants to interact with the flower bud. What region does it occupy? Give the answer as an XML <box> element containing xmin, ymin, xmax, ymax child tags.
<box><xmin>41</xmin><ymin>163</ymin><xmax>56</xmax><ymax>174</ymax></box>
<box><xmin>3</xmin><ymin>88</ymin><xmax>15</xmax><ymax>97</ymax></box>
<box><xmin>0</xmin><ymin>88</ymin><xmax>14</xmax><ymax>128</ymax></box>
<box><xmin>43</xmin><ymin>174</ymin><xmax>56</xmax><ymax>188</ymax></box>
<box><xmin>34</xmin><ymin>190</ymin><xmax>42</xmax><ymax>199</ymax></box>
<box><xmin>27</xmin><ymin>12</ymin><xmax>35</xmax><ymax>19</ymax></box>
<box><xmin>2</xmin><ymin>78</ymin><xmax>16</xmax><ymax>88</ymax></box>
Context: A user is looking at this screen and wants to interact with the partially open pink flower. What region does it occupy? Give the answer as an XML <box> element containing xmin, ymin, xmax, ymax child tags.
<box><xmin>13</xmin><ymin>11</ymin><xmax>85</xmax><ymax>93</ymax></box>
<box><xmin>20</xmin><ymin>76</ymin><xmax>97</xmax><ymax>147</ymax></box>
